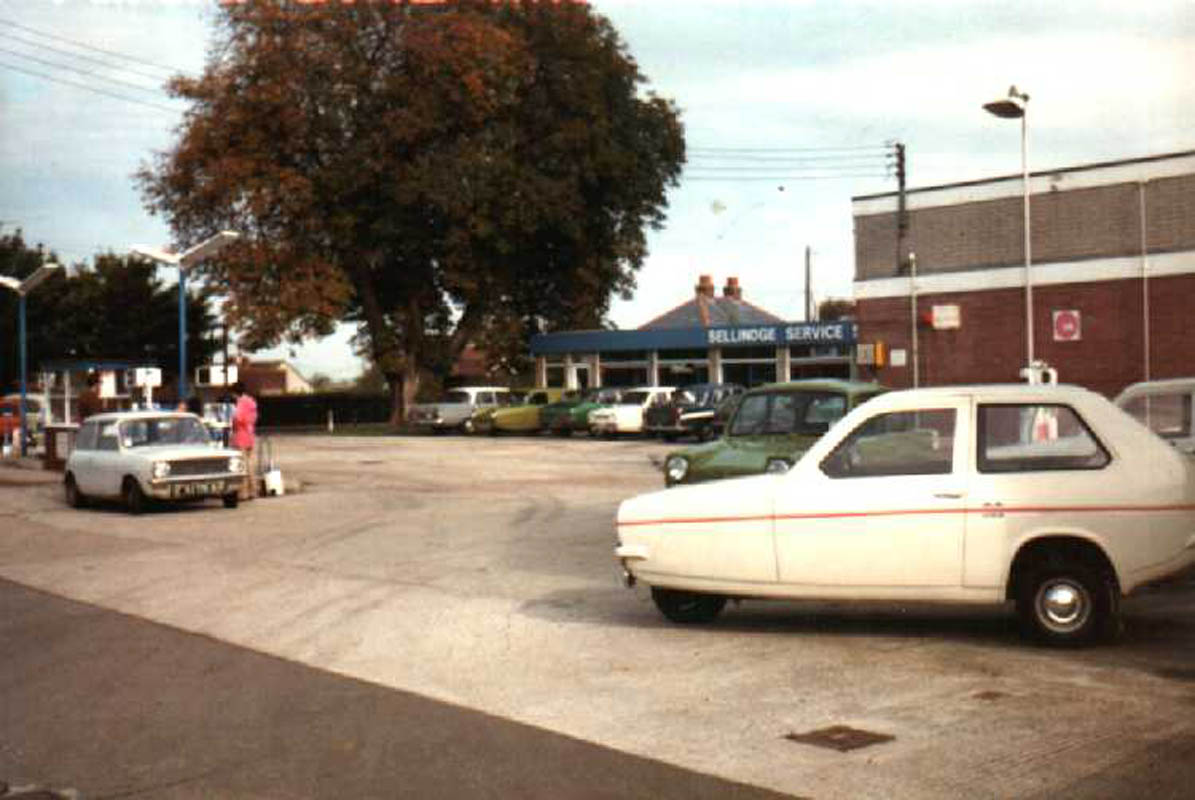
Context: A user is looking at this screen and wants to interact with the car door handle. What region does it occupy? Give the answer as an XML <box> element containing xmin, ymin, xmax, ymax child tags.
<box><xmin>933</xmin><ymin>492</ymin><xmax>964</xmax><ymax>499</ymax></box>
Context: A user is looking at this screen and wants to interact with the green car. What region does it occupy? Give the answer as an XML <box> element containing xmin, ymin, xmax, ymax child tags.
<box><xmin>662</xmin><ymin>379</ymin><xmax>886</xmax><ymax>486</ymax></box>
<box><xmin>538</xmin><ymin>390</ymin><xmax>586</xmax><ymax>436</ymax></box>
<box><xmin>486</xmin><ymin>388</ymin><xmax>566</xmax><ymax>433</ymax></box>
<box><xmin>542</xmin><ymin>387</ymin><xmax>625</xmax><ymax>436</ymax></box>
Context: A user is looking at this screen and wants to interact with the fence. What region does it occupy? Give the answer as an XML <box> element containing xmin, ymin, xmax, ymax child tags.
<box><xmin>256</xmin><ymin>392</ymin><xmax>391</xmax><ymax>429</ymax></box>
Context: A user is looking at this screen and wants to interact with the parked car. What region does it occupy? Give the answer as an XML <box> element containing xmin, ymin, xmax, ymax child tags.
<box><xmin>662</xmin><ymin>379</ymin><xmax>885</xmax><ymax>486</ymax></box>
<box><xmin>643</xmin><ymin>383</ymin><xmax>744</xmax><ymax>441</ymax></box>
<box><xmin>588</xmin><ymin>386</ymin><xmax>676</xmax><ymax>436</ymax></box>
<box><xmin>63</xmin><ymin>411</ymin><xmax>246</xmax><ymax>514</ymax></box>
<box><xmin>407</xmin><ymin>386</ymin><xmax>511</xmax><ymax>433</ymax></box>
<box><xmin>540</xmin><ymin>388</ymin><xmax>624</xmax><ymax>436</ymax></box>
<box><xmin>681</xmin><ymin>392</ymin><xmax>744</xmax><ymax>442</ymax></box>
<box><xmin>538</xmin><ymin>390</ymin><xmax>586</xmax><ymax>435</ymax></box>
<box><xmin>484</xmin><ymin>388</ymin><xmax>566</xmax><ymax>434</ymax></box>
<box><xmin>617</xmin><ymin>383</ymin><xmax>1195</xmax><ymax>646</ymax></box>
<box><xmin>1</xmin><ymin>395</ymin><xmax>43</xmax><ymax>451</ymax></box>
<box><xmin>1114</xmin><ymin>378</ymin><xmax>1195</xmax><ymax>453</ymax></box>
<box><xmin>467</xmin><ymin>390</ymin><xmax>529</xmax><ymax>434</ymax></box>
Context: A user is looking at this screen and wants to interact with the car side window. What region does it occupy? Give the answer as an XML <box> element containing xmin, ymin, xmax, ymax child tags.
<box><xmin>730</xmin><ymin>394</ymin><xmax>768</xmax><ymax>435</ymax></box>
<box><xmin>978</xmin><ymin>404</ymin><xmax>1110</xmax><ymax>473</ymax></box>
<box><xmin>96</xmin><ymin>423</ymin><xmax>120</xmax><ymax>452</ymax></box>
<box><xmin>1120</xmin><ymin>392</ymin><xmax>1192</xmax><ymax>439</ymax></box>
<box><xmin>805</xmin><ymin>394</ymin><xmax>846</xmax><ymax>425</ymax></box>
<box><xmin>821</xmin><ymin>409</ymin><xmax>956</xmax><ymax>478</ymax></box>
<box><xmin>75</xmin><ymin>422</ymin><xmax>99</xmax><ymax>451</ymax></box>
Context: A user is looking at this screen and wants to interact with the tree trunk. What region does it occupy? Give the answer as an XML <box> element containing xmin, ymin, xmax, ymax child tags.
<box><xmin>400</xmin><ymin>361</ymin><xmax>420</xmax><ymax>423</ymax></box>
<box><xmin>387</xmin><ymin>372</ymin><xmax>404</xmax><ymax>426</ymax></box>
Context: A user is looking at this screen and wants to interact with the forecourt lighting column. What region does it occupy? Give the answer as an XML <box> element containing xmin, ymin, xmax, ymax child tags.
<box><xmin>131</xmin><ymin>232</ymin><xmax>239</xmax><ymax>401</ymax></box>
<box><xmin>0</xmin><ymin>262</ymin><xmax>62</xmax><ymax>455</ymax></box>
<box><xmin>983</xmin><ymin>85</ymin><xmax>1033</xmax><ymax>369</ymax></box>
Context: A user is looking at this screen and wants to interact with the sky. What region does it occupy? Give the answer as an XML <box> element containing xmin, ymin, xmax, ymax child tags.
<box><xmin>1</xmin><ymin>0</ymin><xmax>1193</xmax><ymax>381</ymax></box>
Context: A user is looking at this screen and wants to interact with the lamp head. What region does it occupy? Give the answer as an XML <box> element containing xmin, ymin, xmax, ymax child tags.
<box><xmin>983</xmin><ymin>85</ymin><xmax>1028</xmax><ymax>119</ymax></box>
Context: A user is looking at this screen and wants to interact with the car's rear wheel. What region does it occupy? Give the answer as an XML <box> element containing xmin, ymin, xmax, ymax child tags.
<box><xmin>651</xmin><ymin>587</ymin><xmax>727</xmax><ymax>624</ymax></box>
<box><xmin>223</xmin><ymin>493</ymin><xmax>239</xmax><ymax>509</ymax></box>
<box><xmin>1017</xmin><ymin>559</ymin><xmax>1116</xmax><ymax>646</ymax></box>
<box><xmin>123</xmin><ymin>478</ymin><xmax>147</xmax><ymax>515</ymax></box>
<box><xmin>64</xmin><ymin>474</ymin><xmax>86</xmax><ymax>508</ymax></box>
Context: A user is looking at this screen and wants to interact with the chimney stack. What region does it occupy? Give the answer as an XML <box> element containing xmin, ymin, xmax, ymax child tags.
<box><xmin>722</xmin><ymin>276</ymin><xmax>742</xmax><ymax>300</ymax></box>
<box><xmin>695</xmin><ymin>274</ymin><xmax>716</xmax><ymax>298</ymax></box>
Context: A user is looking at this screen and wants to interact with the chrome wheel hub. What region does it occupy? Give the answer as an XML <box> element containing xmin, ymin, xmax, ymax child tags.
<box><xmin>1036</xmin><ymin>579</ymin><xmax>1091</xmax><ymax>633</ymax></box>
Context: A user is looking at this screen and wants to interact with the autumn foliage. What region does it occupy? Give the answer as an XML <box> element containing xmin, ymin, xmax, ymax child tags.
<box><xmin>138</xmin><ymin>0</ymin><xmax>684</xmax><ymax>420</ymax></box>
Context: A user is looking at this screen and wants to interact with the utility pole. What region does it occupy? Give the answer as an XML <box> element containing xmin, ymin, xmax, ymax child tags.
<box><xmin>804</xmin><ymin>245</ymin><xmax>813</xmax><ymax>320</ymax></box>
<box><xmin>894</xmin><ymin>142</ymin><xmax>908</xmax><ymax>272</ymax></box>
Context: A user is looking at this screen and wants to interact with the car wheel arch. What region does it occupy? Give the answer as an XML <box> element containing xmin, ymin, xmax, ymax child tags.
<box><xmin>1005</xmin><ymin>535</ymin><xmax>1120</xmax><ymax>602</ymax></box>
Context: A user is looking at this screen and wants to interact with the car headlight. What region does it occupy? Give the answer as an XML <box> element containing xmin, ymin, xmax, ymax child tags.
<box><xmin>764</xmin><ymin>457</ymin><xmax>792</xmax><ymax>475</ymax></box>
<box><xmin>152</xmin><ymin>461</ymin><xmax>171</xmax><ymax>479</ymax></box>
<box><xmin>665</xmin><ymin>455</ymin><xmax>689</xmax><ymax>485</ymax></box>
<box><xmin>228</xmin><ymin>456</ymin><xmax>244</xmax><ymax>475</ymax></box>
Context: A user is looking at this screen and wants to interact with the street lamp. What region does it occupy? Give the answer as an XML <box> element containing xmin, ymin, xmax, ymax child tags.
<box><xmin>131</xmin><ymin>231</ymin><xmax>239</xmax><ymax>401</ymax></box>
<box><xmin>983</xmin><ymin>85</ymin><xmax>1033</xmax><ymax>370</ymax></box>
<box><xmin>1</xmin><ymin>261</ymin><xmax>62</xmax><ymax>455</ymax></box>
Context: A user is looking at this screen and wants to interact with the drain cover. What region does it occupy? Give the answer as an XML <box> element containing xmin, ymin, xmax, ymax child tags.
<box><xmin>784</xmin><ymin>725</ymin><xmax>895</xmax><ymax>752</ymax></box>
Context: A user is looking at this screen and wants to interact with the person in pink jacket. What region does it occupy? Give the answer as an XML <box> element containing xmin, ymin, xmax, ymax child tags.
<box><xmin>231</xmin><ymin>382</ymin><xmax>258</xmax><ymax>499</ymax></box>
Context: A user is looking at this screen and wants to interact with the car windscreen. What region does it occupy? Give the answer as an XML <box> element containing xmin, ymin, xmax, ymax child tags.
<box><xmin>443</xmin><ymin>391</ymin><xmax>471</xmax><ymax>404</ymax></box>
<box><xmin>729</xmin><ymin>391</ymin><xmax>846</xmax><ymax>436</ymax></box>
<box><xmin>119</xmin><ymin>416</ymin><xmax>211</xmax><ymax>448</ymax></box>
<box><xmin>620</xmin><ymin>391</ymin><xmax>651</xmax><ymax>405</ymax></box>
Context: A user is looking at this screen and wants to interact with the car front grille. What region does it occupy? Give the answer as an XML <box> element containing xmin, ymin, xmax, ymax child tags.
<box><xmin>171</xmin><ymin>457</ymin><xmax>231</xmax><ymax>476</ymax></box>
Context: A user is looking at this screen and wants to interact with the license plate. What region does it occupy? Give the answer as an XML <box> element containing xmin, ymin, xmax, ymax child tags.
<box><xmin>171</xmin><ymin>481</ymin><xmax>226</xmax><ymax>499</ymax></box>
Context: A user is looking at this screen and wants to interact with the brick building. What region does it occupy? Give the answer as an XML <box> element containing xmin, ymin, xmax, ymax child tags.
<box><xmin>852</xmin><ymin>150</ymin><xmax>1195</xmax><ymax>397</ymax></box>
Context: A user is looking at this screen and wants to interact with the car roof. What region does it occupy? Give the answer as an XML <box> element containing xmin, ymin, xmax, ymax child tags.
<box><xmin>81</xmin><ymin>410</ymin><xmax>200</xmax><ymax>423</ymax></box>
<box><xmin>1115</xmin><ymin>377</ymin><xmax>1195</xmax><ymax>402</ymax></box>
<box><xmin>863</xmin><ymin>383</ymin><xmax>1106</xmax><ymax>407</ymax></box>
<box><xmin>746</xmin><ymin>378</ymin><xmax>885</xmax><ymax>395</ymax></box>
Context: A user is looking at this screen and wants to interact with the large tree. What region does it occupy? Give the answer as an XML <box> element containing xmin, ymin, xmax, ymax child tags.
<box><xmin>0</xmin><ymin>230</ymin><xmax>217</xmax><ymax>395</ymax></box>
<box><xmin>138</xmin><ymin>0</ymin><xmax>685</xmax><ymax>421</ymax></box>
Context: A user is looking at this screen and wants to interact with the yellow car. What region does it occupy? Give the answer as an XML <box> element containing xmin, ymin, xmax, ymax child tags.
<box><xmin>488</xmin><ymin>388</ymin><xmax>566</xmax><ymax>434</ymax></box>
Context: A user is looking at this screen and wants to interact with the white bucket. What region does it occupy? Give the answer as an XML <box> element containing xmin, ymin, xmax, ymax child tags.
<box><xmin>262</xmin><ymin>468</ymin><xmax>285</xmax><ymax>497</ymax></box>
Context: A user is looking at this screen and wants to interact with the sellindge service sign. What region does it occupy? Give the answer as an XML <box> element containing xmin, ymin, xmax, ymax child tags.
<box><xmin>707</xmin><ymin>322</ymin><xmax>855</xmax><ymax>346</ymax></box>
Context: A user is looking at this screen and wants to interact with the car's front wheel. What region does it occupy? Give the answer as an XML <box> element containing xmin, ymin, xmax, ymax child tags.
<box><xmin>1017</xmin><ymin>560</ymin><xmax>1117</xmax><ymax>646</ymax></box>
<box><xmin>651</xmin><ymin>587</ymin><xmax>727</xmax><ymax>624</ymax></box>
<box><xmin>123</xmin><ymin>478</ymin><xmax>147</xmax><ymax>515</ymax></box>
<box><xmin>64</xmin><ymin>474</ymin><xmax>86</xmax><ymax>508</ymax></box>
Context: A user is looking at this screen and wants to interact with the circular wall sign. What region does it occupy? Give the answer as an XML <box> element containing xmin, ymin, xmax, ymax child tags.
<box><xmin>1052</xmin><ymin>310</ymin><xmax>1081</xmax><ymax>341</ymax></box>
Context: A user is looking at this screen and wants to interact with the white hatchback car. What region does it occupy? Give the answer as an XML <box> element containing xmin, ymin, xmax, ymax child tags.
<box><xmin>588</xmin><ymin>386</ymin><xmax>676</xmax><ymax>436</ymax></box>
<box><xmin>64</xmin><ymin>411</ymin><xmax>246</xmax><ymax>514</ymax></box>
<box><xmin>616</xmin><ymin>384</ymin><xmax>1195</xmax><ymax>646</ymax></box>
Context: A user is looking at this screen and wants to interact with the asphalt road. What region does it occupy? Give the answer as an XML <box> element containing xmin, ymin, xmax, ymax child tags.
<box><xmin>2</xmin><ymin>434</ymin><xmax>1195</xmax><ymax>798</ymax></box>
<box><xmin>0</xmin><ymin>578</ymin><xmax>787</xmax><ymax>799</ymax></box>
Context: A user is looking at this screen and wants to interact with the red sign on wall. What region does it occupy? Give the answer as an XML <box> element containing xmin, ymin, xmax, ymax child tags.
<box><xmin>1053</xmin><ymin>310</ymin><xmax>1082</xmax><ymax>342</ymax></box>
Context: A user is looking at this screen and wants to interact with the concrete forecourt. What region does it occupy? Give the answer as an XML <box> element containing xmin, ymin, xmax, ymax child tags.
<box><xmin>2</xmin><ymin>434</ymin><xmax>1194</xmax><ymax>798</ymax></box>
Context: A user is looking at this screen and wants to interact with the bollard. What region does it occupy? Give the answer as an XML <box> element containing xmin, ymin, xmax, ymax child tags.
<box><xmin>327</xmin><ymin>409</ymin><xmax>335</xmax><ymax>433</ymax></box>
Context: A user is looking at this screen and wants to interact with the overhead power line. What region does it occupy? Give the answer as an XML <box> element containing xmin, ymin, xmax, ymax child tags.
<box><xmin>0</xmin><ymin>17</ymin><xmax>179</xmax><ymax>76</ymax></box>
<box><xmin>689</xmin><ymin>145</ymin><xmax>889</xmax><ymax>154</ymax></box>
<box><xmin>0</xmin><ymin>45</ymin><xmax>167</xmax><ymax>96</ymax></box>
<box><xmin>0</xmin><ymin>28</ymin><xmax>173</xmax><ymax>84</ymax></box>
<box><xmin>0</xmin><ymin>60</ymin><xmax>179</xmax><ymax>113</ymax></box>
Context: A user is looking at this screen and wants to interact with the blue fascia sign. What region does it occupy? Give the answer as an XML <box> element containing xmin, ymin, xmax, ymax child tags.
<box><xmin>530</xmin><ymin>321</ymin><xmax>856</xmax><ymax>355</ymax></box>
<box><xmin>707</xmin><ymin>322</ymin><xmax>855</xmax><ymax>346</ymax></box>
